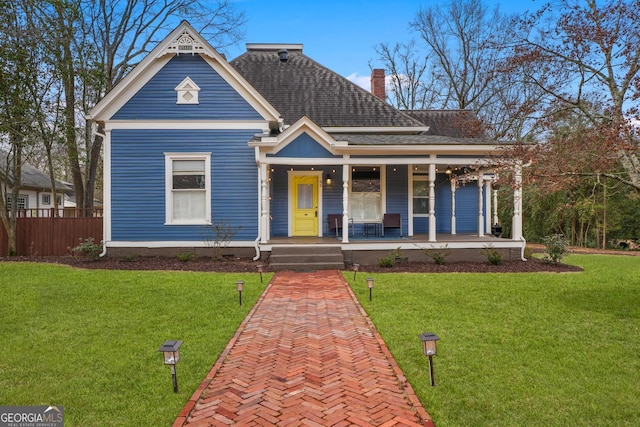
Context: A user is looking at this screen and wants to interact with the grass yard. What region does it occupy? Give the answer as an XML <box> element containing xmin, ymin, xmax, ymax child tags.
<box><xmin>0</xmin><ymin>262</ymin><xmax>269</xmax><ymax>426</ymax></box>
<box><xmin>348</xmin><ymin>254</ymin><xmax>640</xmax><ymax>427</ymax></box>
<box><xmin>1</xmin><ymin>255</ymin><xmax>638</xmax><ymax>426</ymax></box>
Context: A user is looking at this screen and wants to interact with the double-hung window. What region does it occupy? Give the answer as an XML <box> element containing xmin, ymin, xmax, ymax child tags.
<box><xmin>350</xmin><ymin>167</ymin><xmax>382</xmax><ymax>221</ymax></box>
<box><xmin>165</xmin><ymin>153</ymin><xmax>211</xmax><ymax>225</ymax></box>
<box><xmin>412</xmin><ymin>166</ymin><xmax>430</xmax><ymax>216</ymax></box>
<box><xmin>6</xmin><ymin>195</ymin><xmax>28</xmax><ymax>210</ymax></box>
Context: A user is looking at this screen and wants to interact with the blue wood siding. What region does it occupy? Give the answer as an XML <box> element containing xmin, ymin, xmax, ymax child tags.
<box><xmin>453</xmin><ymin>183</ymin><xmax>479</xmax><ymax>233</ymax></box>
<box><xmin>323</xmin><ymin>170</ymin><xmax>343</xmax><ymax>236</ymax></box>
<box><xmin>269</xmin><ymin>168</ymin><xmax>289</xmax><ymax>237</ymax></box>
<box><xmin>268</xmin><ymin>133</ymin><xmax>337</xmax><ymax>159</ymax></box>
<box><xmin>112</xmin><ymin>55</ymin><xmax>263</xmax><ymax>120</ymax></box>
<box><xmin>435</xmin><ymin>175</ymin><xmax>452</xmax><ymax>233</ymax></box>
<box><xmin>110</xmin><ymin>129</ymin><xmax>259</xmax><ymax>241</ymax></box>
<box><xmin>384</xmin><ymin>165</ymin><xmax>408</xmax><ymax>237</ymax></box>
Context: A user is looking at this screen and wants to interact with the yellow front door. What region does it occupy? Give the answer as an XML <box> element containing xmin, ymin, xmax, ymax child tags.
<box><xmin>292</xmin><ymin>176</ymin><xmax>318</xmax><ymax>236</ymax></box>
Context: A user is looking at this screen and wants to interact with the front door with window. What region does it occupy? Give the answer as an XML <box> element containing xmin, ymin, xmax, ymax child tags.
<box><xmin>292</xmin><ymin>175</ymin><xmax>318</xmax><ymax>236</ymax></box>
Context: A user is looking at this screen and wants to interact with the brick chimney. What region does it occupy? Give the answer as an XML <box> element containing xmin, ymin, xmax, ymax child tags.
<box><xmin>371</xmin><ymin>69</ymin><xmax>386</xmax><ymax>100</ymax></box>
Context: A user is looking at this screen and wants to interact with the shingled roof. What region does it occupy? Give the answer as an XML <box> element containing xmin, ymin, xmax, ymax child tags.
<box><xmin>404</xmin><ymin>110</ymin><xmax>488</xmax><ymax>138</ymax></box>
<box><xmin>230</xmin><ymin>45</ymin><xmax>426</xmax><ymax>129</ymax></box>
<box><xmin>0</xmin><ymin>150</ymin><xmax>71</xmax><ymax>191</ymax></box>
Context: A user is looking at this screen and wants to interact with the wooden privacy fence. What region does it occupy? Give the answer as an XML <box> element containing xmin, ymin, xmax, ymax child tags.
<box><xmin>0</xmin><ymin>209</ymin><xmax>103</xmax><ymax>256</ymax></box>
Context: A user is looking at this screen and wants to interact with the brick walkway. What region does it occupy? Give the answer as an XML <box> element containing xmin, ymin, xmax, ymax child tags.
<box><xmin>173</xmin><ymin>270</ymin><xmax>434</xmax><ymax>427</ymax></box>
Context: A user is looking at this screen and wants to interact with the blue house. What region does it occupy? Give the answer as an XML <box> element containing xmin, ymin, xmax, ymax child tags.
<box><xmin>89</xmin><ymin>21</ymin><xmax>526</xmax><ymax>268</ymax></box>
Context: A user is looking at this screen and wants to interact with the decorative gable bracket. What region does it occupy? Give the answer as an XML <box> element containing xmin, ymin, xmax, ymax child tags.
<box><xmin>175</xmin><ymin>77</ymin><xmax>201</xmax><ymax>104</ymax></box>
<box><xmin>164</xmin><ymin>29</ymin><xmax>209</xmax><ymax>56</ymax></box>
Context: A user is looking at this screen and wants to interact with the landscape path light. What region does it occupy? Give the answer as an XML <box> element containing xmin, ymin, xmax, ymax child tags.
<box><xmin>353</xmin><ymin>263</ymin><xmax>360</xmax><ymax>281</ymax></box>
<box><xmin>418</xmin><ymin>332</ymin><xmax>440</xmax><ymax>386</ymax></box>
<box><xmin>366</xmin><ymin>277</ymin><xmax>374</xmax><ymax>301</ymax></box>
<box><xmin>256</xmin><ymin>264</ymin><xmax>264</xmax><ymax>283</ymax></box>
<box><xmin>236</xmin><ymin>280</ymin><xmax>244</xmax><ymax>306</ymax></box>
<box><xmin>158</xmin><ymin>340</ymin><xmax>183</xmax><ymax>393</ymax></box>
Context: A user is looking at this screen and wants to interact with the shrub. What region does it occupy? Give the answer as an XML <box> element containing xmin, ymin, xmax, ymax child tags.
<box><xmin>542</xmin><ymin>234</ymin><xmax>570</xmax><ymax>264</ymax></box>
<box><xmin>377</xmin><ymin>256</ymin><xmax>394</xmax><ymax>268</ymax></box>
<box><xmin>176</xmin><ymin>252</ymin><xmax>194</xmax><ymax>262</ymax></box>
<box><xmin>71</xmin><ymin>237</ymin><xmax>103</xmax><ymax>261</ymax></box>
<box><xmin>378</xmin><ymin>247</ymin><xmax>406</xmax><ymax>268</ymax></box>
<box><xmin>201</xmin><ymin>222</ymin><xmax>242</xmax><ymax>260</ymax></box>
<box><xmin>121</xmin><ymin>253</ymin><xmax>138</xmax><ymax>262</ymax></box>
<box><xmin>421</xmin><ymin>244</ymin><xmax>451</xmax><ymax>265</ymax></box>
<box><xmin>482</xmin><ymin>244</ymin><xmax>503</xmax><ymax>265</ymax></box>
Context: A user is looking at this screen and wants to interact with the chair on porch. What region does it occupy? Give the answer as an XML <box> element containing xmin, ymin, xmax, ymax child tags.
<box><xmin>383</xmin><ymin>213</ymin><xmax>402</xmax><ymax>237</ymax></box>
<box><xmin>327</xmin><ymin>214</ymin><xmax>353</xmax><ymax>238</ymax></box>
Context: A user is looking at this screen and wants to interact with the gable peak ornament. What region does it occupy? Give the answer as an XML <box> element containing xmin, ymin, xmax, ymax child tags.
<box><xmin>165</xmin><ymin>29</ymin><xmax>206</xmax><ymax>56</ymax></box>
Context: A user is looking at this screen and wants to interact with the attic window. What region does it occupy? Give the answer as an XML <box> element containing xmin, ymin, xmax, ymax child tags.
<box><xmin>175</xmin><ymin>77</ymin><xmax>200</xmax><ymax>104</ymax></box>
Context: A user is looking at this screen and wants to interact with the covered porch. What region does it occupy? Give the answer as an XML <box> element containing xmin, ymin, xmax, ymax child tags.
<box><xmin>250</xmin><ymin>117</ymin><xmax>526</xmax><ymax>262</ymax></box>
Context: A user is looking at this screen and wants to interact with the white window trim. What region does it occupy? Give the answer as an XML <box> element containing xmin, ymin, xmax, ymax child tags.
<box><xmin>412</xmin><ymin>170</ymin><xmax>430</xmax><ymax>218</ymax></box>
<box><xmin>349</xmin><ymin>165</ymin><xmax>386</xmax><ymax>222</ymax></box>
<box><xmin>164</xmin><ymin>152</ymin><xmax>211</xmax><ymax>225</ymax></box>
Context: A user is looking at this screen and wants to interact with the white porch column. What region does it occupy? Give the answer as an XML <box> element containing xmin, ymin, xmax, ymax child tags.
<box><xmin>485</xmin><ymin>179</ymin><xmax>492</xmax><ymax>233</ymax></box>
<box><xmin>260</xmin><ymin>163</ymin><xmax>269</xmax><ymax>243</ymax></box>
<box><xmin>342</xmin><ymin>164</ymin><xmax>350</xmax><ymax>243</ymax></box>
<box><xmin>450</xmin><ymin>179</ymin><xmax>456</xmax><ymax>235</ymax></box>
<box><xmin>428</xmin><ymin>163</ymin><xmax>436</xmax><ymax>242</ymax></box>
<box><xmin>477</xmin><ymin>178</ymin><xmax>485</xmax><ymax>237</ymax></box>
<box><xmin>102</xmin><ymin>129</ymin><xmax>112</xmax><ymax>244</ymax></box>
<box><xmin>512</xmin><ymin>162</ymin><xmax>523</xmax><ymax>240</ymax></box>
<box><xmin>493</xmin><ymin>188</ymin><xmax>499</xmax><ymax>226</ymax></box>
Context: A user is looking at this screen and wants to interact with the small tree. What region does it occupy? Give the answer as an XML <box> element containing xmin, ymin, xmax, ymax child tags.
<box><xmin>541</xmin><ymin>234</ymin><xmax>570</xmax><ymax>264</ymax></box>
<box><xmin>201</xmin><ymin>222</ymin><xmax>241</xmax><ymax>260</ymax></box>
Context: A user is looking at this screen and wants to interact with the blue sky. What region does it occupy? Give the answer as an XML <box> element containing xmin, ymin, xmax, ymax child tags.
<box><xmin>227</xmin><ymin>0</ymin><xmax>541</xmax><ymax>90</ymax></box>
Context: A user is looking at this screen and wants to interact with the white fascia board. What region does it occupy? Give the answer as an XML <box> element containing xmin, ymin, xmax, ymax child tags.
<box><xmin>260</xmin><ymin>156</ymin><xmax>482</xmax><ymax>166</ymax></box>
<box><xmin>104</xmin><ymin>120</ymin><xmax>270</xmax><ymax>132</ymax></box>
<box><xmin>89</xmin><ymin>56</ymin><xmax>173</xmax><ymax>121</ymax></box>
<box><xmin>260</xmin><ymin>157</ymin><xmax>339</xmax><ymax>166</ymax></box>
<box><xmin>332</xmin><ymin>144</ymin><xmax>505</xmax><ymax>156</ymax></box>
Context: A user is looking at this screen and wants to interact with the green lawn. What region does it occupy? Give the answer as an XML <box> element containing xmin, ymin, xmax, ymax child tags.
<box><xmin>347</xmin><ymin>254</ymin><xmax>640</xmax><ymax>427</ymax></box>
<box><xmin>1</xmin><ymin>256</ymin><xmax>638</xmax><ymax>426</ymax></box>
<box><xmin>0</xmin><ymin>262</ymin><xmax>268</xmax><ymax>426</ymax></box>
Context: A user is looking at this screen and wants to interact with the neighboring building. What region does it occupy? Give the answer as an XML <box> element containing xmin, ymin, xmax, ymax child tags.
<box><xmin>89</xmin><ymin>21</ymin><xmax>526</xmax><ymax>265</ymax></box>
<box><xmin>0</xmin><ymin>150</ymin><xmax>71</xmax><ymax>215</ymax></box>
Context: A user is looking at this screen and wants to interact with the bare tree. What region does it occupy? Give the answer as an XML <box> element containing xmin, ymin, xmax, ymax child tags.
<box><xmin>373</xmin><ymin>40</ymin><xmax>439</xmax><ymax>110</ymax></box>
<box><xmin>31</xmin><ymin>0</ymin><xmax>246</xmax><ymax>213</ymax></box>
<box><xmin>409</xmin><ymin>0</ymin><xmax>540</xmax><ymax>140</ymax></box>
<box><xmin>507</xmin><ymin>0</ymin><xmax>640</xmax><ymax>190</ymax></box>
<box><xmin>0</xmin><ymin>1</ymin><xmax>43</xmax><ymax>254</ymax></box>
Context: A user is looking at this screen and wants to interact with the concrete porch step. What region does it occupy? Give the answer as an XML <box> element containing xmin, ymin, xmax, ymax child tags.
<box><xmin>269</xmin><ymin>245</ymin><xmax>345</xmax><ymax>271</ymax></box>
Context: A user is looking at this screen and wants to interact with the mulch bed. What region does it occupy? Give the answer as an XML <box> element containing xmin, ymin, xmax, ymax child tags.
<box><xmin>2</xmin><ymin>254</ymin><xmax>584</xmax><ymax>273</ymax></box>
